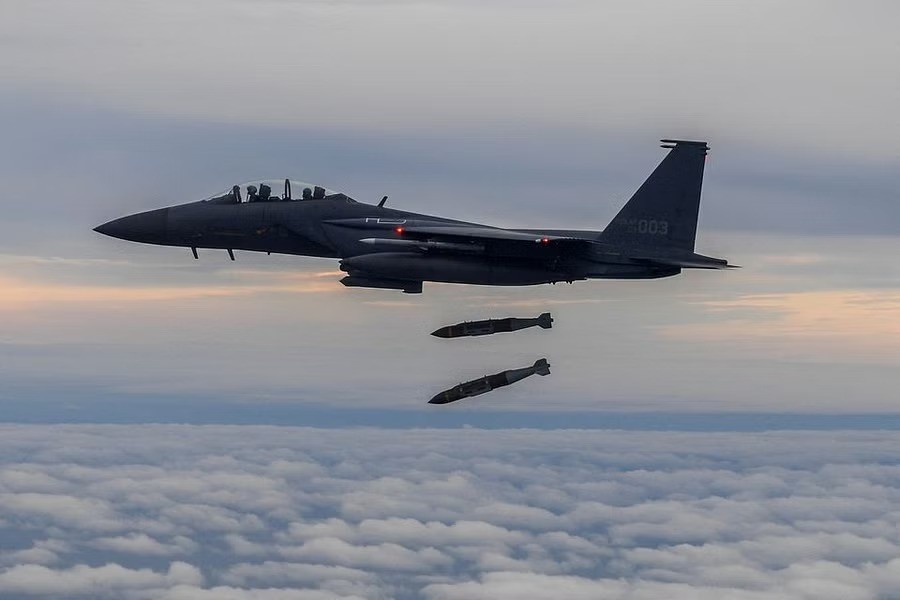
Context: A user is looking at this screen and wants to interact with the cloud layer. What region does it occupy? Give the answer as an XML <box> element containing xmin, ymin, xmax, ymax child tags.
<box><xmin>1</xmin><ymin>425</ymin><xmax>899</xmax><ymax>599</ymax></box>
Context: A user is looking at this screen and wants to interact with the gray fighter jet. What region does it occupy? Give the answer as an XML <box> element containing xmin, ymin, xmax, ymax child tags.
<box><xmin>95</xmin><ymin>139</ymin><xmax>734</xmax><ymax>294</ymax></box>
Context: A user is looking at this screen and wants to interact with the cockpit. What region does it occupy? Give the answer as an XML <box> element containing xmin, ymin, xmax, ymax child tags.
<box><xmin>204</xmin><ymin>179</ymin><xmax>354</xmax><ymax>204</ymax></box>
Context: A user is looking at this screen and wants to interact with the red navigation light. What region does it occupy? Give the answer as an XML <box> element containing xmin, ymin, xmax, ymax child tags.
<box><xmin>541</xmin><ymin>237</ymin><xmax>550</xmax><ymax>244</ymax></box>
<box><xmin>395</xmin><ymin>227</ymin><xmax>404</xmax><ymax>234</ymax></box>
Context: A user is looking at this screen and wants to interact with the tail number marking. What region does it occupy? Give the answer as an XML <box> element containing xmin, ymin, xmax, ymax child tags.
<box><xmin>616</xmin><ymin>218</ymin><xmax>669</xmax><ymax>236</ymax></box>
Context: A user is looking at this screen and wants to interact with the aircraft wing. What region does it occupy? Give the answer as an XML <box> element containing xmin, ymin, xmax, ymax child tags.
<box><xmin>325</xmin><ymin>217</ymin><xmax>594</xmax><ymax>257</ymax></box>
<box><xmin>398</xmin><ymin>225</ymin><xmax>591</xmax><ymax>250</ymax></box>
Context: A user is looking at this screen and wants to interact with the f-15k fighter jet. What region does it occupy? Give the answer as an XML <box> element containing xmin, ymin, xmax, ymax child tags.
<box><xmin>95</xmin><ymin>139</ymin><xmax>734</xmax><ymax>294</ymax></box>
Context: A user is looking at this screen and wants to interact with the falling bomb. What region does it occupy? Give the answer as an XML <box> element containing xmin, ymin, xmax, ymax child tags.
<box><xmin>429</xmin><ymin>359</ymin><xmax>551</xmax><ymax>405</ymax></box>
<box><xmin>431</xmin><ymin>313</ymin><xmax>552</xmax><ymax>339</ymax></box>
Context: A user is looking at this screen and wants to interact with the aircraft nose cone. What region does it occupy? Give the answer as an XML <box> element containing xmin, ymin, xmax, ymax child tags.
<box><xmin>94</xmin><ymin>208</ymin><xmax>169</xmax><ymax>243</ymax></box>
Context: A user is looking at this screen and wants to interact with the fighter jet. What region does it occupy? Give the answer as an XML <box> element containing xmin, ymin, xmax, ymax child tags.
<box><xmin>431</xmin><ymin>313</ymin><xmax>553</xmax><ymax>338</ymax></box>
<box><xmin>429</xmin><ymin>359</ymin><xmax>551</xmax><ymax>405</ymax></box>
<box><xmin>94</xmin><ymin>140</ymin><xmax>734</xmax><ymax>294</ymax></box>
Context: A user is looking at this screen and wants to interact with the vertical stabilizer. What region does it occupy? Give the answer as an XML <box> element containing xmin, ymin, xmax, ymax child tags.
<box><xmin>533</xmin><ymin>358</ymin><xmax>551</xmax><ymax>376</ymax></box>
<box><xmin>602</xmin><ymin>140</ymin><xmax>709</xmax><ymax>251</ymax></box>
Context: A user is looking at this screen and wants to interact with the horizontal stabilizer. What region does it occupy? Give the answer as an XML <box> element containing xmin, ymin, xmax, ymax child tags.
<box><xmin>630</xmin><ymin>252</ymin><xmax>736</xmax><ymax>270</ymax></box>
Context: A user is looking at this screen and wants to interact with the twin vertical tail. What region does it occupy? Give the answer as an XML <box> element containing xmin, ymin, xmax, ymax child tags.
<box><xmin>602</xmin><ymin>139</ymin><xmax>709</xmax><ymax>251</ymax></box>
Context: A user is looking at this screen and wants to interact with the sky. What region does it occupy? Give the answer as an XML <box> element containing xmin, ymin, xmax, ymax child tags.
<box><xmin>0</xmin><ymin>0</ymin><xmax>898</xmax><ymax>417</ymax></box>
<box><xmin>1</xmin><ymin>1</ymin><xmax>900</xmax><ymax>597</ymax></box>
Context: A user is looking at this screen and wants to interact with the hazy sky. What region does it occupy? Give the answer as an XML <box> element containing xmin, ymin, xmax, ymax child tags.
<box><xmin>1</xmin><ymin>0</ymin><xmax>899</xmax><ymax>419</ymax></box>
<box><xmin>4</xmin><ymin>2</ymin><xmax>900</xmax><ymax>599</ymax></box>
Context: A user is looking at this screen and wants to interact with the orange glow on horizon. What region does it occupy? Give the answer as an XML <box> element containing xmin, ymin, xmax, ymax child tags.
<box><xmin>660</xmin><ymin>290</ymin><xmax>900</xmax><ymax>363</ymax></box>
<box><xmin>0</xmin><ymin>271</ymin><xmax>342</xmax><ymax>312</ymax></box>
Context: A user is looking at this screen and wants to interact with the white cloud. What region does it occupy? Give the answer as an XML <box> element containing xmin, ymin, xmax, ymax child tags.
<box><xmin>90</xmin><ymin>533</ymin><xmax>197</xmax><ymax>557</ymax></box>
<box><xmin>277</xmin><ymin>537</ymin><xmax>453</xmax><ymax>572</ymax></box>
<box><xmin>0</xmin><ymin>425</ymin><xmax>899</xmax><ymax>598</ymax></box>
<box><xmin>160</xmin><ymin>585</ymin><xmax>365</xmax><ymax>600</ymax></box>
<box><xmin>0</xmin><ymin>469</ymin><xmax>68</xmax><ymax>493</ymax></box>
<box><xmin>0</xmin><ymin>492</ymin><xmax>123</xmax><ymax>531</ymax></box>
<box><xmin>0</xmin><ymin>539</ymin><xmax>68</xmax><ymax>568</ymax></box>
<box><xmin>221</xmin><ymin>561</ymin><xmax>373</xmax><ymax>587</ymax></box>
<box><xmin>0</xmin><ymin>562</ymin><xmax>202</xmax><ymax>598</ymax></box>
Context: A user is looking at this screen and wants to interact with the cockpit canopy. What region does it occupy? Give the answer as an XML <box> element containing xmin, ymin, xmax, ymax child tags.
<box><xmin>204</xmin><ymin>179</ymin><xmax>352</xmax><ymax>204</ymax></box>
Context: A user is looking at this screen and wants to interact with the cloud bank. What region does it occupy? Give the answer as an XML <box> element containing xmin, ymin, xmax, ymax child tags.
<box><xmin>0</xmin><ymin>425</ymin><xmax>899</xmax><ymax>599</ymax></box>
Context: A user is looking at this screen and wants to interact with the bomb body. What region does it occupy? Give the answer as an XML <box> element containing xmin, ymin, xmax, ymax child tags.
<box><xmin>429</xmin><ymin>359</ymin><xmax>551</xmax><ymax>404</ymax></box>
<box><xmin>431</xmin><ymin>313</ymin><xmax>552</xmax><ymax>339</ymax></box>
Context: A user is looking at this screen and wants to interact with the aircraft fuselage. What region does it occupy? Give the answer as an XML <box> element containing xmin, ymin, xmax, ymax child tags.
<box><xmin>95</xmin><ymin>141</ymin><xmax>732</xmax><ymax>293</ymax></box>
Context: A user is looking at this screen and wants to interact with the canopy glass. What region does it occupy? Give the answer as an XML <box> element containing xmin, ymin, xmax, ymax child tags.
<box><xmin>204</xmin><ymin>179</ymin><xmax>349</xmax><ymax>204</ymax></box>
